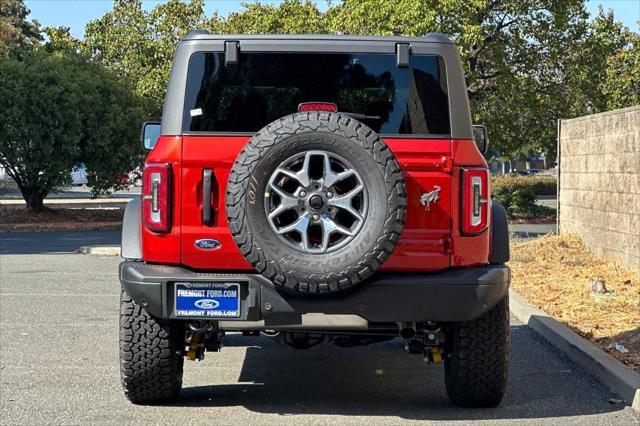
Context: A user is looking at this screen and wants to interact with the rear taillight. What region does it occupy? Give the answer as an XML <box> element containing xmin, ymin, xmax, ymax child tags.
<box><xmin>462</xmin><ymin>168</ymin><xmax>489</xmax><ymax>234</ymax></box>
<box><xmin>142</xmin><ymin>163</ymin><xmax>172</xmax><ymax>233</ymax></box>
<box><xmin>298</xmin><ymin>102</ymin><xmax>338</xmax><ymax>113</ymax></box>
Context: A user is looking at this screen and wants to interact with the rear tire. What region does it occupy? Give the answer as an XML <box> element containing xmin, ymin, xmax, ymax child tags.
<box><xmin>119</xmin><ymin>290</ymin><xmax>184</xmax><ymax>404</ymax></box>
<box><xmin>444</xmin><ymin>295</ymin><xmax>509</xmax><ymax>407</ymax></box>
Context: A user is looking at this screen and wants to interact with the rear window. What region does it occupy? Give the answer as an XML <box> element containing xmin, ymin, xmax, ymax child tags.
<box><xmin>182</xmin><ymin>52</ymin><xmax>450</xmax><ymax>136</ymax></box>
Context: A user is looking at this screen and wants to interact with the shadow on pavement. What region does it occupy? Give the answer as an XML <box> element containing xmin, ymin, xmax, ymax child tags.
<box><xmin>0</xmin><ymin>230</ymin><xmax>120</xmax><ymax>254</ymax></box>
<box><xmin>172</xmin><ymin>325</ymin><xmax>625</xmax><ymax>421</ymax></box>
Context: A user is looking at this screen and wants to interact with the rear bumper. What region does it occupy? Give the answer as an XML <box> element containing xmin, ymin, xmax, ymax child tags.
<box><xmin>119</xmin><ymin>262</ymin><xmax>510</xmax><ymax>325</ymax></box>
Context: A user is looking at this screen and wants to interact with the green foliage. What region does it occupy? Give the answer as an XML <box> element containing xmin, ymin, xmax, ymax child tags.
<box><xmin>492</xmin><ymin>175</ymin><xmax>557</xmax><ymax>219</ymax></box>
<box><xmin>43</xmin><ymin>26</ymin><xmax>82</xmax><ymax>53</ymax></box>
<box><xmin>509</xmin><ymin>186</ymin><xmax>536</xmax><ymax>211</ymax></box>
<box><xmin>217</xmin><ymin>0</ymin><xmax>324</xmax><ymax>34</ymax></box>
<box><xmin>604</xmin><ymin>34</ymin><xmax>640</xmax><ymax>109</ymax></box>
<box><xmin>567</xmin><ymin>9</ymin><xmax>640</xmax><ymax>113</ymax></box>
<box><xmin>76</xmin><ymin>0</ymin><xmax>639</xmax><ymax>162</ymax></box>
<box><xmin>83</xmin><ymin>0</ymin><xmax>208</xmax><ymax>115</ymax></box>
<box><xmin>585</xmin><ymin>10</ymin><xmax>640</xmax><ymax>112</ymax></box>
<box><xmin>493</xmin><ymin>175</ymin><xmax>557</xmax><ymax>196</ymax></box>
<box><xmin>0</xmin><ymin>0</ymin><xmax>42</xmax><ymax>56</ymax></box>
<box><xmin>327</xmin><ymin>0</ymin><xmax>591</xmax><ymax>161</ymax></box>
<box><xmin>8</xmin><ymin>0</ymin><xmax>638</xmax><ymax>168</ymax></box>
<box><xmin>0</xmin><ymin>50</ymin><xmax>146</xmax><ymax>211</ymax></box>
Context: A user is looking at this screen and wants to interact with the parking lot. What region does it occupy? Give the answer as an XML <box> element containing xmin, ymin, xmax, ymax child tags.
<box><xmin>1</xmin><ymin>232</ymin><xmax>638</xmax><ymax>425</ymax></box>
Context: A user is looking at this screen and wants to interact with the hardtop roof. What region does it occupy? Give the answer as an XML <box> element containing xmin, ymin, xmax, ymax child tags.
<box><xmin>162</xmin><ymin>29</ymin><xmax>472</xmax><ymax>139</ymax></box>
<box><xmin>181</xmin><ymin>30</ymin><xmax>454</xmax><ymax>45</ymax></box>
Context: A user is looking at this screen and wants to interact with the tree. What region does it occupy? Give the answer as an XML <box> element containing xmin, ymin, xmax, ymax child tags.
<box><xmin>217</xmin><ymin>0</ymin><xmax>325</xmax><ymax>34</ymax></box>
<box><xmin>79</xmin><ymin>0</ymin><xmax>639</xmax><ymax>160</ymax></box>
<box><xmin>0</xmin><ymin>50</ymin><xmax>146</xmax><ymax>211</ymax></box>
<box><xmin>566</xmin><ymin>8</ymin><xmax>640</xmax><ymax>114</ymax></box>
<box><xmin>0</xmin><ymin>0</ymin><xmax>41</xmax><ymax>55</ymax></box>
<box><xmin>43</xmin><ymin>26</ymin><xmax>82</xmax><ymax>54</ymax></box>
<box><xmin>325</xmin><ymin>0</ymin><xmax>590</xmax><ymax>159</ymax></box>
<box><xmin>603</xmin><ymin>32</ymin><xmax>640</xmax><ymax>109</ymax></box>
<box><xmin>84</xmin><ymin>0</ymin><xmax>207</xmax><ymax>115</ymax></box>
<box><xmin>82</xmin><ymin>0</ymin><xmax>325</xmax><ymax>116</ymax></box>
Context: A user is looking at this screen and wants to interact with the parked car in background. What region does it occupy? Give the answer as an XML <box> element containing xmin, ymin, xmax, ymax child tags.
<box><xmin>70</xmin><ymin>164</ymin><xmax>87</xmax><ymax>186</ymax></box>
<box><xmin>129</xmin><ymin>167</ymin><xmax>142</xmax><ymax>187</ymax></box>
<box><xmin>524</xmin><ymin>168</ymin><xmax>544</xmax><ymax>175</ymax></box>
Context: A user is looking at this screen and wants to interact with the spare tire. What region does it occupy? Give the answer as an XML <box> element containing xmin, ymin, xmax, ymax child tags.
<box><xmin>226</xmin><ymin>112</ymin><xmax>406</xmax><ymax>294</ymax></box>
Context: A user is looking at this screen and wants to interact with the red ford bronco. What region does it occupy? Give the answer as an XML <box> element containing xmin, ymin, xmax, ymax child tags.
<box><xmin>120</xmin><ymin>32</ymin><xmax>510</xmax><ymax>407</ymax></box>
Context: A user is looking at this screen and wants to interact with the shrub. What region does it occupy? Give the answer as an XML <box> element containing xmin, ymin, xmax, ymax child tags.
<box><xmin>492</xmin><ymin>175</ymin><xmax>557</xmax><ymax>219</ymax></box>
<box><xmin>492</xmin><ymin>175</ymin><xmax>557</xmax><ymax>196</ymax></box>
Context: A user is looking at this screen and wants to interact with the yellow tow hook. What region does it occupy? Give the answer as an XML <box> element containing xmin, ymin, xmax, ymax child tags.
<box><xmin>186</xmin><ymin>333</ymin><xmax>202</xmax><ymax>361</ymax></box>
<box><xmin>430</xmin><ymin>347</ymin><xmax>442</xmax><ymax>364</ymax></box>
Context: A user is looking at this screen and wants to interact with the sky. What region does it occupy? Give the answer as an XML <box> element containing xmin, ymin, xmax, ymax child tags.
<box><xmin>25</xmin><ymin>0</ymin><xmax>640</xmax><ymax>39</ymax></box>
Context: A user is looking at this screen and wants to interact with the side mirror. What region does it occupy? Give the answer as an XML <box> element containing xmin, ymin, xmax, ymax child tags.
<box><xmin>472</xmin><ymin>124</ymin><xmax>489</xmax><ymax>154</ymax></box>
<box><xmin>141</xmin><ymin>121</ymin><xmax>161</xmax><ymax>151</ymax></box>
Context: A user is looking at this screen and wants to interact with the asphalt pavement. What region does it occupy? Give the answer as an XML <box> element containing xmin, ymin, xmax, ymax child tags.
<box><xmin>508</xmin><ymin>223</ymin><xmax>557</xmax><ymax>240</ymax></box>
<box><xmin>1</xmin><ymin>245</ymin><xmax>638</xmax><ymax>424</ymax></box>
<box><xmin>0</xmin><ymin>230</ymin><xmax>121</xmax><ymax>254</ymax></box>
<box><xmin>0</xmin><ymin>219</ymin><xmax>557</xmax><ymax>257</ymax></box>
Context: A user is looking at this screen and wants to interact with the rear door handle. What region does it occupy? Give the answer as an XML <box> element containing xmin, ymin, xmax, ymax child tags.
<box><xmin>202</xmin><ymin>169</ymin><xmax>213</xmax><ymax>226</ymax></box>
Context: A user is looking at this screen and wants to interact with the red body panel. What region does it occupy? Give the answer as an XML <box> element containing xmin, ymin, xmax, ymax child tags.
<box><xmin>450</xmin><ymin>140</ymin><xmax>491</xmax><ymax>266</ymax></box>
<box><xmin>180</xmin><ymin>136</ymin><xmax>252</xmax><ymax>270</ymax></box>
<box><xmin>141</xmin><ymin>136</ymin><xmax>491</xmax><ymax>271</ymax></box>
<box><xmin>379</xmin><ymin>138</ymin><xmax>452</xmax><ymax>271</ymax></box>
<box><xmin>141</xmin><ymin>136</ymin><xmax>182</xmax><ymax>264</ymax></box>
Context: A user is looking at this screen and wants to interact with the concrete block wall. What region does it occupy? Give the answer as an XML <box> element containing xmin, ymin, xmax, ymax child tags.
<box><xmin>559</xmin><ymin>105</ymin><xmax>640</xmax><ymax>274</ymax></box>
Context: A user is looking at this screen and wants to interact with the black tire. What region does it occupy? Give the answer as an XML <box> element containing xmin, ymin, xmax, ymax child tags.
<box><xmin>226</xmin><ymin>112</ymin><xmax>406</xmax><ymax>294</ymax></box>
<box><xmin>119</xmin><ymin>290</ymin><xmax>184</xmax><ymax>404</ymax></box>
<box><xmin>444</xmin><ymin>295</ymin><xmax>509</xmax><ymax>408</ymax></box>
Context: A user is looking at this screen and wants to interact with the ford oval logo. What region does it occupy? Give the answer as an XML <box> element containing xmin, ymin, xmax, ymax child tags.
<box><xmin>194</xmin><ymin>239</ymin><xmax>221</xmax><ymax>250</ymax></box>
<box><xmin>194</xmin><ymin>299</ymin><xmax>220</xmax><ymax>310</ymax></box>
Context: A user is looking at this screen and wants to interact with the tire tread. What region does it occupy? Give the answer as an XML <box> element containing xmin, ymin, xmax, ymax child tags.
<box><xmin>226</xmin><ymin>112</ymin><xmax>407</xmax><ymax>294</ymax></box>
<box><xmin>445</xmin><ymin>296</ymin><xmax>510</xmax><ymax>407</ymax></box>
<box><xmin>119</xmin><ymin>290</ymin><xmax>183</xmax><ymax>404</ymax></box>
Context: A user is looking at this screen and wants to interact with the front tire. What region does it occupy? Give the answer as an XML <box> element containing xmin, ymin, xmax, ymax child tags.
<box><xmin>444</xmin><ymin>295</ymin><xmax>509</xmax><ymax>407</ymax></box>
<box><xmin>119</xmin><ymin>290</ymin><xmax>184</xmax><ymax>404</ymax></box>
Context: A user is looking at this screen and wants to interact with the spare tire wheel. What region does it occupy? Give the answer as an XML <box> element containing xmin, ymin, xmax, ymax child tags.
<box><xmin>226</xmin><ymin>112</ymin><xmax>407</xmax><ymax>294</ymax></box>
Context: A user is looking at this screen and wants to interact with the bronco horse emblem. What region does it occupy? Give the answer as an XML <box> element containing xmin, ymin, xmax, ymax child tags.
<box><xmin>420</xmin><ymin>186</ymin><xmax>441</xmax><ymax>211</ymax></box>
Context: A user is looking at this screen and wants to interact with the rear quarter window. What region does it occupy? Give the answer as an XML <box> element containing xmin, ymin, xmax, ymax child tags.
<box><xmin>183</xmin><ymin>52</ymin><xmax>450</xmax><ymax>136</ymax></box>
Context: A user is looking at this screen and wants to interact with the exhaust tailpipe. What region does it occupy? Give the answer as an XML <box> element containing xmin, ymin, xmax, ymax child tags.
<box><xmin>398</xmin><ymin>322</ymin><xmax>416</xmax><ymax>339</ymax></box>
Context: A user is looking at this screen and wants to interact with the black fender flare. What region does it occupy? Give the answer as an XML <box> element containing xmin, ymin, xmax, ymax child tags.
<box><xmin>489</xmin><ymin>202</ymin><xmax>509</xmax><ymax>264</ymax></box>
<box><xmin>121</xmin><ymin>198</ymin><xmax>142</xmax><ymax>260</ymax></box>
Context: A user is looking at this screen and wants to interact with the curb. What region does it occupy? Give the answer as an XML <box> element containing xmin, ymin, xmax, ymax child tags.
<box><xmin>0</xmin><ymin>221</ymin><xmax>122</xmax><ymax>232</ymax></box>
<box><xmin>509</xmin><ymin>289</ymin><xmax>640</xmax><ymax>412</ymax></box>
<box><xmin>0</xmin><ymin>202</ymin><xmax>129</xmax><ymax>210</ymax></box>
<box><xmin>76</xmin><ymin>246</ymin><xmax>121</xmax><ymax>256</ymax></box>
<box><xmin>508</xmin><ymin>219</ymin><xmax>557</xmax><ymax>224</ymax></box>
<box><xmin>0</xmin><ymin>198</ymin><xmax>132</xmax><ymax>209</ymax></box>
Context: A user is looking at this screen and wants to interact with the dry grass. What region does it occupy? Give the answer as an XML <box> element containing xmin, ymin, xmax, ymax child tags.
<box><xmin>510</xmin><ymin>234</ymin><xmax>640</xmax><ymax>373</ymax></box>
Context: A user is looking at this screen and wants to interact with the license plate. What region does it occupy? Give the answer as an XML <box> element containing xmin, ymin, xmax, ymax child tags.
<box><xmin>174</xmin><ymin>282</ymin><xmax>241</xmax><ymax>318</ymax></box>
